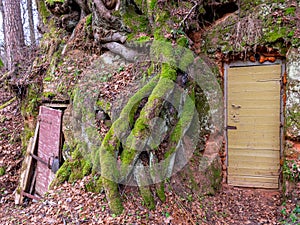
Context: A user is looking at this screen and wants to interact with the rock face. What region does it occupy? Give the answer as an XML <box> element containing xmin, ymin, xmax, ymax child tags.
<box><xmin>286</xmin><ymin>47</ymin><xmax>300</xmax><ymax>139</ymax></box>
<box><xmin>62</xmin><ymin>52</ymin><xmax>128</xmax><ymax>170</ymax></box>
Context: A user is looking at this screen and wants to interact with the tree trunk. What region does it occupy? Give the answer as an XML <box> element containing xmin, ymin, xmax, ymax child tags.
<box><xmin>3</xmin><ymin>0</ymin><xmax>25</xmax><ymax>71</ymax></box>
<box><xmin>27</xmin><ymin>0</ymin><xmax>36</xmax><ymax>46</ymax></box>
<box><xmin>0</xmin><ymin>0</ymin><xmax>6</xmax><ymax>67</ymax></box>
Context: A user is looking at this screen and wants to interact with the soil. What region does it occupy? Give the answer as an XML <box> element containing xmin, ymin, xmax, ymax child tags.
<box><xmin>0</xmin><ymin>85</ymin><xmax>299</xmax><ymax>225</ymax></box>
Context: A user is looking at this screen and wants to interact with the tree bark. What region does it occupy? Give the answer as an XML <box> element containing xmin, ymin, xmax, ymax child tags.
<box><xmin>27</xmin><ymin>0</ymin><xmax>36</xmax><ymax>46</ymax></box>
<box><xmin>3</xmin><ymin>0</ymin><xmax>25</xmax><ymax>71</ymax></box>
<box><xmin>0</xmin><ymin>0</ymin><xmax>6</xmax><ymax>67</ymax></box>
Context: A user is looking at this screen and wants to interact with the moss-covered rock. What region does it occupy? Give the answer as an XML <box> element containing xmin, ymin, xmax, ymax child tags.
<box><xmin>202</xmin><ymin>1</ymin><xmax>300</xmax><ymax>55</ymax></box>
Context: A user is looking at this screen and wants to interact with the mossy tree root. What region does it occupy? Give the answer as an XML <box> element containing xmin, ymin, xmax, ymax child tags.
<box><xmin>120</xmin><ymin>64</ymin><xmax>177</xmax><ymax>171</ymax></box>
<box><xmin>99</xmin><ymin>75</ymin><xmax>159</xmax><ymax>214</ymax></box>
<box><xmin>100</xmin><ymin>61</ymin><xmax>198</xmax><ymax>213</ymax></box>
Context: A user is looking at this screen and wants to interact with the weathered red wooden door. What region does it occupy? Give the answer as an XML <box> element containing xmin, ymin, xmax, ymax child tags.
<box><xmin>35</xmin><ymin>106</ymin><xmax>62</xmax><ymax>196</ymax></box>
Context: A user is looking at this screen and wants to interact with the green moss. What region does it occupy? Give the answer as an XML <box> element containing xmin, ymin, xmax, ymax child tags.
<box><xmin>265</xmin><ymin>27</ymin><xmax>287</xmax><ymax>43</ymax></box>
<box><xmin>43</xmin><ymin>91</ymin><xmax>56</xmax><ymax>98</ymax></box>
<box><xmin>86</xmin><ymin>14</ymin><xmax>92</xmax><ymax>26</ymax></box>
<box><xmin>176</xmin><ymin>37</ymin><xmax>188</xmax><ymax>47</ymax></box>
<box><xmin>68</xmin><ymin>167</ymin><xmax>84</xmax><ymax>183</ymax></box>
<box><xmin>54</xmin><ymin>161</ymin><xmax>72</xmax><ymax>185</ymax></box>
<box><xmin>151</xmin><ymin>40</ymin><xmax>174</xmax><ymax>65</ymax></box>
<box><xmin>53</xmin><ymin>143</ymin><xmax>93</xmax><ymax>185</ymax></box>
<box><xmin>121</xmin><ymin>68</ymin><xmax>175</xmax><ymax>166</ymax></box>
<box><xmin>43</xmin><ymin>76</ymin><xmax>52</xmax><ymax>82</ymax></box>
<box><xmin>37</xmin><ymin>0</ymin><xmax>51</xmax><ymax>25</ymax></box>
<box><xmin>102</xmin><ymin>178</ymin><xmax>124</xmax><ymax>215</ymax></box>
<box><xmin>45</xmin><ymin>0</ymin><xmax>64</xmax><ymax>6</ymax></box>
<box><xmin>20</xmin><ymin>83</ymin><xmax>41</xmax><ymax>151</ymax></box>
<box><xmin>178</xmin><ymin>48</ymin><xmax>194</xmax><ymax>71</ymax></box>
<box><xmin>284</xmin><ymin>7</ymin><xmax>296</xmax><ymax>16</ymax></box>
<box><xmin>0</xmin><ymin>167</ymin><xmax>5</xmax><ymax>176</ymax></box>
<box><xmin>99</xmin><ymin>75</ymin><xmax>160</xmax><ymax>213</ymax></box>
<box><xmin>149</xmin><ymin>0</ymin><xmax>157</xmax><ymax>11</ymax></box>
<box><xmin>134</xmin><ymin>35</ymin><xmax>151</xmax><ymax>43</ymax></box>
<box><xmin>96</xmin><ymin>99</ymin><xmax>111</xmax><ymax>114</ymax></box>
<box><xmin>21</xmin><ymin>84</ymin><xmax>41</xmax><ymax>118</ymax></box>
<box><xmin>153</xmin><ymin>28</ymin><xmax>165</xmax><ymax>41</ymax></box>
<box><xmin>140</xmin><ymin>186</ymin><xmax>155</xmax><ymax>210</ymax></box>
<box><xmin>82</xmin><ymin>160</ymin><xmax>92</xmax><ymax>176</ymax></box>
<box><xmin>0</xmin><ymin>58</ymin><xmax>4</xmax><ymax>68</ymax></box>
<box><xmin>151</xmin><ymin>41</ymin><xmax>194</xmax><ymax>71</ymax></box>
<box><xmin>160</xmin><ymin>63</ymin><xmax>177</xmax><ymax>81</ymax></box>
<box><xmin>85</xmin><ymin>126</ymin><xmax>99</xmax><ymax>143</ymax></box>
<box><xmin>166</xmin><ymin>90</ymin><xmax>195</xmax><ymax>158</ymax></box>
<box><xmin>85</xmin><ymin>176</ymin><xmax>103</xmax><ymax>193</ymax></box>
<box><xmin>123</xmin><ymin>9</ymin><xmax>149</xmax><ymax>34</ymax></box>
<box><xmin>21</xmin><ymin>126</ymin><xmax>34</xmax><ymax>153</ymax></box>
<box><xmin>71</xmin><ymin>145</ymin><xmax>84</xmax><ymax>160</ymax></box>
<box><xmin>156</xmin><ymin>182</ymin><xmax>166</xmax><ymax>202</ymax></box>
<box><xmin>210</xmin><ymin>164</ymin><xmax>222</xmax><ymax>192</ymax></box>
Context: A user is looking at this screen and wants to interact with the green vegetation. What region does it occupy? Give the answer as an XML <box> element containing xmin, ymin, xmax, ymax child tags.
<box><xmin>281</xmin><ymin>204</ymin><xmax>300</xmax><ymax>224</ymax></box>
<box><xmin>139</xmin><ymin>186</ymin><xmax>155</xmax><ymax>210</ymax></box>
<box><xmin>85</xmin><ymin>176</ymin><xmax>103</xmax><ymax>193</ymax></box>
<box><xmin>0</xmin><ymin>167</ymin><xmax>5</xmax><ymax>176</ymax></box>
<box><xmin>0</xmin><ymin>59</ymin><xmax>4</xmax><ymax>68</ymax></box>
<box><xmin>43</xmin><ymin>91</ymin><xmax>56</xmax><ymax>98</ymax></box>
<box><xmin>283</xmin><ymin>160</ymin><xmax>300</xmax><ymax>183</ymax></box>
<box><xmin>45</xmin><ymin>0</ymin><xmax>64</xmax><ymax>6</ymax></box>
<box><xmin>86</xmin><ymin>14</ymin><xmax>92</xmax><ymax>26</ymax></box>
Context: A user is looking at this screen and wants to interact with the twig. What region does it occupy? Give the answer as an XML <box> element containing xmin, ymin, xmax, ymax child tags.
<box><xmin>179</xmin><ymin>1</ymin><xmax>200</xmax><ymax>28</ymax></box>
<box><xmin>0</xmin><ymin>70</ymin><xmax>13</xmax><ymax>84</ymax></box>
<box><xmin>0</xmin><ymin>96</ymin><xmax>16</xmax><ymax>110</ymax></box>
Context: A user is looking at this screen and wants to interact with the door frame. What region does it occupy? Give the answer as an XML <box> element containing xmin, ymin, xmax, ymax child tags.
<box><xmin>224</xmin><ymin>59</ymin><xmax>285</xmax><ymax>188</ymax></box>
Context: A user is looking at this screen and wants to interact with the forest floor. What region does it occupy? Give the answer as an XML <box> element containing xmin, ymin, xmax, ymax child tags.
<box><xmin>0</xmin><ymin>85</ymin><xmax>300</xmax><ymax>225</ymax></box>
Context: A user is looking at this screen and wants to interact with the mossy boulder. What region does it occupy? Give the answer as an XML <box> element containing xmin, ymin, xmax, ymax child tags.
<box><xmin>202</xmin><ymin>1</ymin><xmax>300</xmax><ymax>54</ymax></box>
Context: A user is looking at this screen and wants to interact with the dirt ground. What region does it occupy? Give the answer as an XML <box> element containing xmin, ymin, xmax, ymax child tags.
<box><xmin>0</xmin><ymin>86</ymin><xmax>299</xmax><ymax>225</ymax></box>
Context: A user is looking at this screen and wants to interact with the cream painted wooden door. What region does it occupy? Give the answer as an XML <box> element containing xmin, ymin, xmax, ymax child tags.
<box><xmin>227</xmin><ymin>64</ymin><xmax>281</xmax><ymax>188</ymax></box>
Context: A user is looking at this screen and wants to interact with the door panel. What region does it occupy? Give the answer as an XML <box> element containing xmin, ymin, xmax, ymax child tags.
<box><xmin>227</xmin><ymin>64</ymin><xmax>281</xmax><ymax>188</ymax></box>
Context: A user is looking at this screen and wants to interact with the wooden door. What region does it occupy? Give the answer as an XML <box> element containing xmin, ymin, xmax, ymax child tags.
<box><xmin>35</xmin><ymin>106</ymin><xmax>62</xmax><ymax>196</ymax></box>
<box><xmin>226</xmin><ymin>64</ymin><xmax>281</xmax><ymax>188</ymax></box>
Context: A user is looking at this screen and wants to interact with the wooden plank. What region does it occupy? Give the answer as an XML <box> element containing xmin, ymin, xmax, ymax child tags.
<box><xmin>228</xmin><ymin>175</ymin><xmax>278</xmax><ymax>184</ymax></box>
<box><xmin>229</xmin><ymin>88</ymin><xmax>280</xmax><ymax>94</ymax></box>
<box><xmin>228</xmin><ymin>148</ymin><xmax>280</xmax><ymax>156</ymax></box>
<box><xmin>20</xmin><ymin>191</ymin><xmax>41</xmax><ymax>201</ymax></box>
<box><xmin>228</xmin><ymin>178</ymin><xmax>279</xmax><ymax>189</ymax></box>
<box><xmin>228</xmin><ymin>142</ymin><xmax>279</xmax><ymax>150</ymax></box>
<box><xmin>228</xmin><ymin>161</ymin><xmax>279</xmax><ymax>170</ymax></box>
<box><xmin>228</xmin><ymin>116</ymin><xmax>280</xmax><ymax>125</ymax></box>
<box><xmin>15</xmin><ymin>121</ymin><xmax>40</xmax><ymax>204</ymax></box>
<box><xmin>228</xmin><ymin>82</ymin><xmax>280</xmax><ymax>91</ymax></box>
<box><xmin>228</xmin><ymin>100</ymin><xmax>280</xmax><ymax>110</ymax></box>
<box><xmin>228</xmin><ymin>130</ymin><xmax>279</xmax><ymax>140</ymax></box>
<box><xmin>228</xmin><ymin>167</ymin><xmax>279</xmax><ymax>176</ymax></box>
<box><xmin>228</xmin><ymin>90</ymin><xmax>280</xmax><ymax>99</ymax></box>
<box><xmin>228</xmin><ymin>134</ymin><xmax>280</xmax><ymax>143</ymax></box>
<box><xmin>228</xmin><ymin>110</ymin><xmax>279</xmax><ymax>118</ymax></box>
<box><xmin>228</xmin><ymin>123</ymin><xmax>280</xmax><ymax>131</ymax></box>
<box><xmin>228</xmin><ymin>133</ymin><xmax>280</xmax><ymax>144</ymax></box>
<box><xmin>228</xmin><ymin>65</ymin><xmax>281</xmax><ymax>81</ymax></box>
<box><xmin>229</xmin><ymin>154</ymin><xmax>280</xmax><ymax>163</ymax></box>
